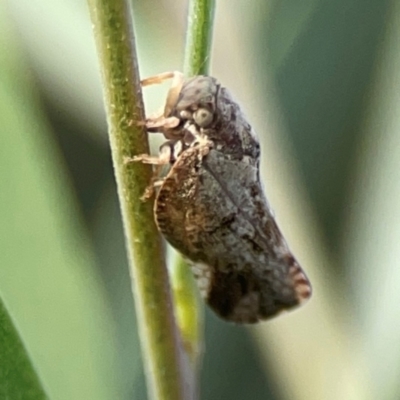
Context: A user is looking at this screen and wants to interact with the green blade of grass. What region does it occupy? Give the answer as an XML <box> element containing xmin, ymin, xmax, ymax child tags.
<box><xmin>0</xmin><ymin>298</ymin><xmax>48</xmax><ymax>400</ymax></box>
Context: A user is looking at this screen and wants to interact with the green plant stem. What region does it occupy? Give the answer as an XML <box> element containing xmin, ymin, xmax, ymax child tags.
<box><xmin>87</xmin><ymin>1</ymin><xmax>190</xmax><ymax>399</ymax></box>
<box><xmin>170</xmin><ymin>253</ymin><xmax>203</xmax><ymax>367</ymax></box>
<box><xmin>170</xmin><ymin>0</ymin><xmax>216</xmax><ymax>370</ymax></box>
<box><xmin>184</xmin><ymin>0</ymin><xmax>216</xmax><ymax>76</ymax></box>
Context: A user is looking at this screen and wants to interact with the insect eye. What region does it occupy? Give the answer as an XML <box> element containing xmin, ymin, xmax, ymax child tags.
<box><xmin>193</xmin><ymin>108</ymin><xmax>213</xmax><ymax>128</ymax></box>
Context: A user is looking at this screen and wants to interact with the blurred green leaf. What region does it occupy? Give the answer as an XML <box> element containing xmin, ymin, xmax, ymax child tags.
<box><xmin>0</xmin><ymin>6</ymin><xmax>122</xmax><ymax>400</ymax></box>
<box><xmin>264</xmin><ymin>0</ymin><xmax>392</xmax><ymax>247</ymax></box>
<box><xmin>342</xmin><ymin>3</ymin><xmax>400</xmax><ymax>398</ymax></box>
<box><xmin>92</xmin><ymin>187</ymin><xmax>146</xmax><ymax>400</ymax></box>
<box><xmin>0</xmin><ymin>297</ymin><xmax>48</xmax><ymax>399</ymax></box>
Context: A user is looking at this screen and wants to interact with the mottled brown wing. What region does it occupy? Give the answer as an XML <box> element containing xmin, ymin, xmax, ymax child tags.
<box><xmin>155</xmin><ymin>143</ymin><xmax>311</xmax><ymax>323</ymax></box>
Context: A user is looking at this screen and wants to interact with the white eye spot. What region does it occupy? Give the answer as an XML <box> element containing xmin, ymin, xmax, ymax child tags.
<box><xmin>193</xmin><ymin>108</ymin><xmax>213</xmax><ymax>127</ymax></box>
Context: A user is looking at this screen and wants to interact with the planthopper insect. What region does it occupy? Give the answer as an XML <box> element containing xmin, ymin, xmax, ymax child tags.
<box><xmin>134</xmin><ymin>72</ymin><xmax>311</xmax><ymax>323</ymax></box>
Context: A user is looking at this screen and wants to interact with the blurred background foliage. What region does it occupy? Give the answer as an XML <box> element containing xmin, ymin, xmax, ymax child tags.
<box><xmin>1</xmin><ymin>0</ymin><xmax>400</xmax><ymax>399</ymax></box>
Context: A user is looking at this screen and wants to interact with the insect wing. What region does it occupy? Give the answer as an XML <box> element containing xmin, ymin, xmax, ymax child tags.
<box><xmin>156</xmin><ymin>145</ymin><xmax>311</xmax><ymax>323</ymax></box>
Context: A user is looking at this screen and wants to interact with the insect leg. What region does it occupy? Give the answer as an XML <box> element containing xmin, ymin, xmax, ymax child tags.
<box><xmin>141</xmin><ymin>71</ymin><xmax>185</xmax><ymax>117</ymax></box>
